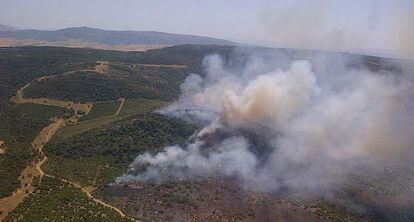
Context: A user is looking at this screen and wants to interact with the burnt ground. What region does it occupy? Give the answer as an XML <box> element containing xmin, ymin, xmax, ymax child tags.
<box><xmin>94</xmin><ymin>127</ymin><xmax>414</xmax><ymax>222</ymax></box>
<box><xmin>95</xmin><ymin>178</ymin><xmax>376</xmax><ymax>222</ymax></box>
<box><xmin>95</xmin><ymin>129</ymin><xmax>414</xmax><ymax>221</ymax></box>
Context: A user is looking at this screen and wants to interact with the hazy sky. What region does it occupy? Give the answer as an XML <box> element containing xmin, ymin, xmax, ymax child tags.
<box><xmin>1</xmin><ymin>0</ymin><xmax>413</xmax><ymax>56</ymax></box>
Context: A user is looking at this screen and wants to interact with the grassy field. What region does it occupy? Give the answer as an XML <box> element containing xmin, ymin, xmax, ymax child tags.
<box><xmin>118</xmin><ymin>98</ymin><xmax>166</xmax><ymax>117</ymax></box>
<box><xmin>79</xmin><ymin>100</ymin><xmax>121</xmax><ymax>122</ymax></box>
<box><xmin>5</xmin><ymin>176</ymin><xmax>131</xmax><ymax>222</ymax></box>
<box><xmin>56</xmin><ymin>99</ymin><xmax>167</xmax><ymax>139</ymax></box>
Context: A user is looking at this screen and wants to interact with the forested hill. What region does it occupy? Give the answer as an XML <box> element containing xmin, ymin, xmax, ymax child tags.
<box><xmin>0</xmin><ymin>26</ymin><xmax>235</xmax><ymax>46</ymax></box>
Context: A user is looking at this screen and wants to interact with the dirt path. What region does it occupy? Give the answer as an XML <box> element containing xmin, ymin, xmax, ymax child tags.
<box><xmin>95</xmin><ymin>61</ymin><xmax>109</xmax><ymax>74</ymax></box>
<box><xmin>0</xmin><ymin>140</ymin><xmax>5</xmax><ymax>155</ymax></box>
<box><xmin>11</xmin><ymin>82</ymin><xmax>93</xmax><ymax>116</ymax></box>
<box><xmin>51</xmin><ymin>175</ymin><xmax>136</xmax><ymax>221</ymax></box>
<box><xmin>135</xmin><ymin>63</ymin><xmax>187</xmax><ymax>69</ymax></box>
<box><xmin>33</xmin><ymin>118</ymin><xmax>65</xmax><ymax>183</ymax></box>
<box><xmin>0</xmin><ymin>70</ymin><xmax>135</xmax><ymax>221</ymax></box>
<box><xmin>114</xmin><ymin>98</ymin><xmax>125</xmax><ymax>116</ymax></box>
<box><xmin>40</xmin><ymin>172</ymin><xmax>137</xmax><ymax>221</ymax></box>
<box><xmin>11</xmin><ymin>61</ymin><xmax>112</xmax><ymax>115</ymax></box>
<box><xmin>37</xmin><ymin>62</ymin><xmax>109</xmax><ymax>81</ymax></box>
<box><xmin>0</xmin><ymin>118</ymin><xmax>65</xmax><ymax>221</ymax></box>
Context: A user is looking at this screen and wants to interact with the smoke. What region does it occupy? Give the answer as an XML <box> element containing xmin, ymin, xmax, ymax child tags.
<box><xmin>390</xmin><ymin>5</ymin><xmax>414</xmax><ymax>60</ymax></box>
<box><xmin>259</xmin><ymin>0</ymin><xmax>414</xmax><ymax>60</ymax></box>
<box><xmin>260</xmin><ymin>0</ymin><xmax>368</xmax><ymax>51</ymax></box>
<box><xmin>117</xmin><ymin>52</ymin><xmax>414</xmax><ymax>194</ymax></box>
<box><xmin>221</xmin><ymin>60</ymin><xmax>319</xmax><ymax>128</ymax></box>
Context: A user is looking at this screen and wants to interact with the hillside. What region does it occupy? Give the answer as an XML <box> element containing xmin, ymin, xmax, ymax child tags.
<box><xmin>0</xmin><ymin>25</ymin><xmax>17</xmax><ymax>31</ymax></box>
<box><xmin>0</xmin><ymin>45</ymin><xmax>412</xmax><ymax>221</ymax></box>
<box><xmin>0</xmin><ymin>26</ymin><xmax>235</xmax><ymax>50</ymax></box>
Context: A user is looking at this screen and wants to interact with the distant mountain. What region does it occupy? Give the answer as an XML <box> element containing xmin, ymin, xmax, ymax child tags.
<box><xmin>0</xmin><ymin>24</ymin><xmax>18</xmax><ymax>31</ymax></box>
<box><xmin>0</xmin><ymin>26</ymin><xmax>234</xmax><ymax>47</ymax></box>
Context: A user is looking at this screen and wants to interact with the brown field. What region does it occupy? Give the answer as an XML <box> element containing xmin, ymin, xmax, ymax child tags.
<box><xmin>0</xmin><ymin>38</ymin><xmax>167</xmax><ymax>51</ymax></box>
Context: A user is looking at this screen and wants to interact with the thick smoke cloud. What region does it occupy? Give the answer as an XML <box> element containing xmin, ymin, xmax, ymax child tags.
<box><xmin>117</xmin><ymin>53</ymin><xmax>414</xmax><ymax>193</ymax></box>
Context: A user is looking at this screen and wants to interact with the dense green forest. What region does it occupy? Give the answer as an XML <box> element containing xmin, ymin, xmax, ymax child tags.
<box><xmin>45</xmin><ymin>113</ymin><xmax>197</xmax><ymax>187</ymax></box>
<box><xmin>24</xmin><ymin>64</ymin><xmax>187</xmax><ymax>102</ymax></box>
<box><xmin>0</xmin><ymin>45</ymin><xmax>227</xmax><ymax>99</ymax></box>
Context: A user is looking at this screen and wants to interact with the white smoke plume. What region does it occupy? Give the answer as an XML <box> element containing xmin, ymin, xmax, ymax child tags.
<box><xmin>259</xmin><ymin>0</ymin><xmax>414</xmax><ymax>60</ymax></box>
<box><xmin>117</xmin><ymin>52</ymin><xmax>414</xmax><ymax>193</ymax></box>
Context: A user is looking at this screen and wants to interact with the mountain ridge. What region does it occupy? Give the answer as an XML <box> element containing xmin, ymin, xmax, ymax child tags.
<box><xmin>0</xmin><ymin>26</ymin><xmax>235</xmax><ymax>46</ymax></box>
<box><xmin>0</xmin><ymin>24</ymin><xmax>18</xmax><ymax>31</ymax></box>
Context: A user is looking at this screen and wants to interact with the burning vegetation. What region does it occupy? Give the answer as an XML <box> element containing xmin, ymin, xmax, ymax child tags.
<box><xmin>108</xmin><ymin>47</ymin><xmax>414</xmax><ymax>221</ymax></box>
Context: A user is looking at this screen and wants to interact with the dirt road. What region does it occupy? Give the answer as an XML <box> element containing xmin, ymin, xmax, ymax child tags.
<box><xmin>136</xmin><ymin>63</ymin><xmax>187</xmax><ymax>69</ymax></box>
<box><xmin>0</xmin><ymin>69</ymin><xmax>135</xmax><ymax>221</ymax></box>
<box><xmin>95</xmin><ymin>61</ymin><xmax>109</xmax><ymax>74</ymax></box>
<box><xmin>0</xmin><ymin>140</ymin><xmax>5</xmax><ymax>155</ymax></box>
<box><xmin>0</xmin><ymin>118</ymin><xmax>65</xmax><ymax>221</ymax></box>
<box><xmin>114</xmin><ymin>98</ymin><xmax>125</xmax><ymax>116</ymax></box>
<box><xmin>49</xmin><ymin>175</ymin><xmax>136</xmax><ymax>221</ymax></box>
<box><xmin>11</xmin><ymin>82</ymin><xmax>92</xmax><ymax>115</ymax></box>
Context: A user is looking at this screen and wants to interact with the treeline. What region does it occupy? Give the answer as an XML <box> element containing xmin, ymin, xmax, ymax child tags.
<box><xmin>44</xmin><ymin>113</ymin><xmax>197</xmax><ymax>186</ymax></box>
<box><xmin>24</xmin><ymin>64</ymin><xmax>188</xmax><ymax>102</ymax></box>
<box><xmin>0</xmin><ymin>45</ymin><xmax>236</xmax><ymax>107</ymax></box>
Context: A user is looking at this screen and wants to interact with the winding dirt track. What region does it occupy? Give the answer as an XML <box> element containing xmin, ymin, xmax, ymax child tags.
<box><xmin>45</xmin><ymin>174</ymin><xmax>132</xmax><ymax>219</ymax></box>
<box><xmin>0</xmin><ymin>63</ymin><xmax>138</xmax><ymax>222</ymax></box>
<box><xmin>136</xmin><ymin>63</ymin><xmax>187</xmax><ymax>69</ymax></box>
<box><xmin>0</xmin><ymin>118</ymin><xmax>65</xmax><ymax>221</ymax></box>
<box><xmin>114</xmin><ymin>98</ymin><xmax>125</xmax><ymax>116</ymax></box>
